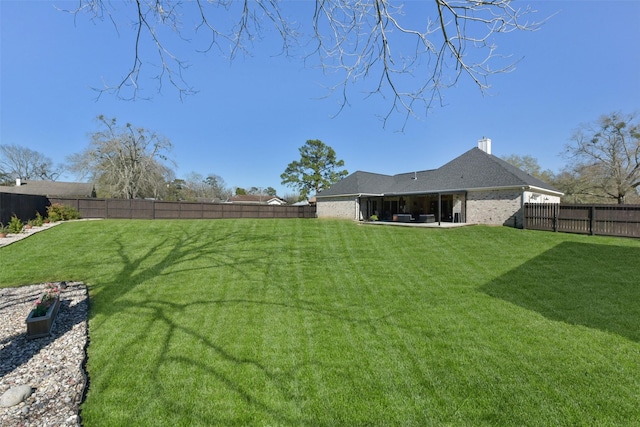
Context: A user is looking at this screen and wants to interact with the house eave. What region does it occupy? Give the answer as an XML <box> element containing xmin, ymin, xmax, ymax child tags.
<box><xmin>316</xmin><ymin>192</ymin><xmax>384</xmax><ymax>199</ymax></box>
<box><xmin>465</xmin><ymin>184</ymin><xmax>563</xmax><ymax>197</ymax></box>
<box><xmin>525</xmin><ymin>185</ymin><xmax>564</xmax><ymax>197</ymax></box>
<box><xmin>317</xmin><ymin>185</ymin><xmax>563</xmax><ymax>199</ymax></box>
<box><xmin>371</xmin><ymin>185</ymin><xmax>564</xmax><ymax>197</ymax></box>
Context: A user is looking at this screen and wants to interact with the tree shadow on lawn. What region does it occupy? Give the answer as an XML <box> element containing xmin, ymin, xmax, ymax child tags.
<box><xmin>84</xmin><ymin>227</ymin><xmax>331</xmax><ymax>424</ymax></box>
<box><xmin>88</xmin><ymin>227</ymin><xmax>268</xmax><ymax>321</ymax></box>
<box><xmin>141</xmin><ymin>298</ymin><xmax>326</xmax><ymax>426</ymax></box>
<box><xmin>83</xmin><ymin>226</ymin><xmax>403</xmax><ymax>425</ymax></box>
<box><xmin>481</xmin><ymin>241</ymin><xmax>640</xmax><ymax>342</ymax></box>
<box><xmin>130</xmin><ymin>296</ymin><xmax>400</xmax><ymax>426</ymax></box>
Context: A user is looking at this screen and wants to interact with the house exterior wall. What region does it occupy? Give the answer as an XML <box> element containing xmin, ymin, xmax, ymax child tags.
<box><xmin>466</xmin><ymin>189</ymin><xmax>523</xmax><ymax>227</ymax></box>
<box><xmin>523</xmin><ymin>191</ymin><xmax>561</xmax><ymax>205</ymax></box>
<box><xmin>319</xmin><ymin>190</ymin><xmax>560</xmax><ymax>226</ymax></box>
<box><xmin>316</xmin><ymin>196</ymin><xmax>359</xmax><ymax>220</ymax></box>
<box><xmin>452</xmin><ymin>193</ymin><xmax>466</xmax><ymax>223</ymax></box>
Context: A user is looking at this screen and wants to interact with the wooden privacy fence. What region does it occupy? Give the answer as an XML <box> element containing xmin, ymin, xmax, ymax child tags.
<box><xmin>524</xmin><ymin>203</ymin><xmax>640</xmax><ymax>238</ymax></box>
<box><xmin>0</xmin><ymin>193</ymin><xmax>49</xmax><ymax>225</ymax></box>
<box><xmin>49</xmin><ymin>197</ymin><xmax>316</xmax><ymax>220</ymax></box>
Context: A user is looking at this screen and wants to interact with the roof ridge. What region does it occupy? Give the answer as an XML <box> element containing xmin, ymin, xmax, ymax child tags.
<box><xmin>483</xmin><ymin>149</ymin><xmax>560</xmax><ymax>190</ymax></box>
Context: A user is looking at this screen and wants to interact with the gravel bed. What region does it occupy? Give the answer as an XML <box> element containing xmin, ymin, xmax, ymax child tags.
<box><xmin>0</xmin><ymin>222</ymin><xmax>63</xmax><ymax>248</ymax></box>
<box><xmin>0</xmin><ymin>282</ymin><xmax>89</xmax><ymax>427</ymax></box>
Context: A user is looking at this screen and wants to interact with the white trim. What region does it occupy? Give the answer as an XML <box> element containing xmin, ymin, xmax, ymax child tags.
<box><xmin>316</xmin><ymin>192</ymin><xmax>383</xmax><ymax>199</ymax></box>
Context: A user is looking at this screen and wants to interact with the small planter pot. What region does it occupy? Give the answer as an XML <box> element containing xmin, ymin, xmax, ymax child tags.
<box><xmin>25</xmin><ymin>297</ymin><xmax>60</xmax><ymax>339</ymax></box>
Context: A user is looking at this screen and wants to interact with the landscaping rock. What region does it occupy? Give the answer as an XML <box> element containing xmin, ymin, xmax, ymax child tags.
<box><xmin>0</xmin><ymin>282</ymin><xmax>88</xmax><ymax>426</ymax></box>
<box><xmin>0</xmin><ymin>385</ymin><xmax>33</xmax><ymax>407</ymax></box>
<box><xmin>0</xmin><ymin>221</ymin><xmax>62</xmax><ymax>248</ymax></box>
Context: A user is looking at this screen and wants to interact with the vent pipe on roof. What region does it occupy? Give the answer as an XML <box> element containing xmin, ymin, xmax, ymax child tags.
<box><xmin>478</xmin><ymin>137</ymin><xmax>492</xmax><ymax>154</ymax></box>
<box><xmin>16</xmin><ymin>178</ymin><xmax>22</xmax><ymax>186</ymax></box>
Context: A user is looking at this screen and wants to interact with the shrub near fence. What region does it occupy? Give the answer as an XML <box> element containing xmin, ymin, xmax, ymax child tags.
<box><xmin>524</xmin><ymin>203</ymin><xmax>640</xmax><ymax>238</ymax></box>
<box><xmin>48</xmin><ymin>197</ymin><xmax>316</xmax><ymax>220</ymax></box>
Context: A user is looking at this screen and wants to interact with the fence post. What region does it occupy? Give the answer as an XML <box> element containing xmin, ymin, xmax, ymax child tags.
<box><xmin>589</xmin><ymin>205</ymin><xmax>595</xmax><ymax>235</ymax></box>
<box><xmin>553</xmin><ymin>204</ymin><xmax>558</xmax><ymax>232</ymax></box>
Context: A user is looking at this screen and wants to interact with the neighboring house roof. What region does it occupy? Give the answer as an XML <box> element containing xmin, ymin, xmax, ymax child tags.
<box><xmin>228</xmin><ymin>195</ymin><xmax>287</xmax><ymax>205</ymax></box>
<box><xmin>0</xmin><ymin>180</ymin><xmax>96</xmax><ymax>197</ymax></box>
<box><xmin>292</xmin><ymin>196</ymin><xmax>317</xmax><ymax>206</ymax></box>
<box><xmin>317</xmin><ymin>147</ymin><xmax>562</xmax><ymax>198</ymax></box>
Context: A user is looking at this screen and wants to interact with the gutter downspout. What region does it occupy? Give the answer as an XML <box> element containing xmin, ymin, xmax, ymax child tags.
<box><xmin>519</xmin><ymin>186</ymin><xmax>526</xmax><ymax>229</ymax></box>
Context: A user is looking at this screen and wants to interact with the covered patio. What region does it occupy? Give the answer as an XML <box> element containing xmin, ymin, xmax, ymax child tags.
<box><xmin>360</xmin><ymin>220</ymin><xmax>471</xmax><ymax>228</ymax></box>
<box><xmin>361</xmin><ymin>192</ymin><xmax>466</xmax><ymax>225</ymax></box>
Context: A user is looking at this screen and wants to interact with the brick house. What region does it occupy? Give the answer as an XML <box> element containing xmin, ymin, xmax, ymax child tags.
<box><xmin>315</xmin><ymin>139</ymin><xmax>563</xmax><ymax>228</ymax></box>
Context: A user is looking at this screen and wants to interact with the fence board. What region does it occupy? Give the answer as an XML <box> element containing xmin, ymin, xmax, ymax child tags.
<box><xmin>524</xmin><ymin>203</ymin><xmax>640</xmax><ymax>238</ymax></box>
<box><xmin>523</xmin><ymin>203</ymin><xmax>557</xmax><ymax>231</ymax></box>
<box><xmin>0</xmin><ymin>193</ymin><xmax>49</xmax><ymax>225</ymax></box>
<box><xmin>77</xmin><ymin>199</ymin><xmax>108</xmax><ymax>219</ymax></box>
<box><xmin>46</xmin><ymin>197</ymin><xmax>316</xmax><ymax>221</ymax></box>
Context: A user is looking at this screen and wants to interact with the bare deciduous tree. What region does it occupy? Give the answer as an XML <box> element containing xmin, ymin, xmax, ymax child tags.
<box><xmin>179</xmin><ymin>172</ymin><xmax>231</xmax><ymax>201</ymax></box>
<box><xmin>564</xmin><ymin>112</ymin><xmax>640</xmax><ymax>204</ymax></box>
<box><xmin>67</xmin><ymin>115</ymin><xmax>174</xmax><ymax>199</ymax></box>
<box><xmin>0</xmin><ymin>144</ymin><xmax>62</xmax><ymax>182</ymax></box>
<box><xmin>65</xmin><ymin>0</ymin><xmax>544</xmax><ymax>126</ymax></box>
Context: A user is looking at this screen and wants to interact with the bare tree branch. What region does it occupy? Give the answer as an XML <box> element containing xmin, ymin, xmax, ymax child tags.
<box><xmin>65</xmin><ymin>0</ymin><xmax>545</xmax><ymax>126</ymax></box>
<box><xmin>0</xmin><ymin>144</ymin><xmax>62</xmax><ymax>182</ymax></box>
<box><xmin>564</xmin><ymin>112</ymin><xmax>640</xmax><ymax>204</ymax></box>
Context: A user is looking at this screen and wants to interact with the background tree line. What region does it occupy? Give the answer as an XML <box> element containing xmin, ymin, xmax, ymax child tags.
<box><xmin>501</xmin><ymin>112</ymin><xmax>640</xmax><ymax>204</ymax></box>
<box><xmin>0</xmin><ymin>115</ymin><xmax>349</xmax><ymax>204</ymax></box>
<box><xmin>1</xmin><ymin>112</ymin><xmax>638</xmax><ymax>204</ymax></box>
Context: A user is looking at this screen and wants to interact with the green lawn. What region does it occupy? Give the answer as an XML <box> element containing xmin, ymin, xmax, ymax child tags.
<box><xmin>1</xmin><ymin>219</ymin><xmax>639</xmax><ymax>426</ymax></box>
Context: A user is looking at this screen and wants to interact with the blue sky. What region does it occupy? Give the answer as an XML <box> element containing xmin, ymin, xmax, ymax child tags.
<box><xmin>1</xmin><ymin>1</ymin><xmax>639</xmax><ymax>197</ymax></box>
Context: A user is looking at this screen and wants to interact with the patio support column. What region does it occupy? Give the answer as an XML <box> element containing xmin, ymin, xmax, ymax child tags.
<box><xmin>438</xmin><ymin>193</ymin><xmax>441</xmax><ymax>226</ymax></box>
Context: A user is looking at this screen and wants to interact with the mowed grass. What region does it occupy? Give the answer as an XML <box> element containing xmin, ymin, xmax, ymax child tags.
<box><xmin>1</xmin><ymin>219</ymin><xmax>639</xmax><ymax>426</ymax></box>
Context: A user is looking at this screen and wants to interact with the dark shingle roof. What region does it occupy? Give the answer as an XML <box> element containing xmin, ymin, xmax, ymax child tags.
<box><xmin>317</xmin><ymin>171</ymin><xmax>395</xmax><ymax>196</ymax></box>
<box><xmin>0</xmin><ymin>180</ymin><xmax>96</xmax><ymax>197</ymax></box>
<box><xmin>317</xmin><ymin>147</ymin><xmax>561</xmax><ymax>197</ymax></box>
